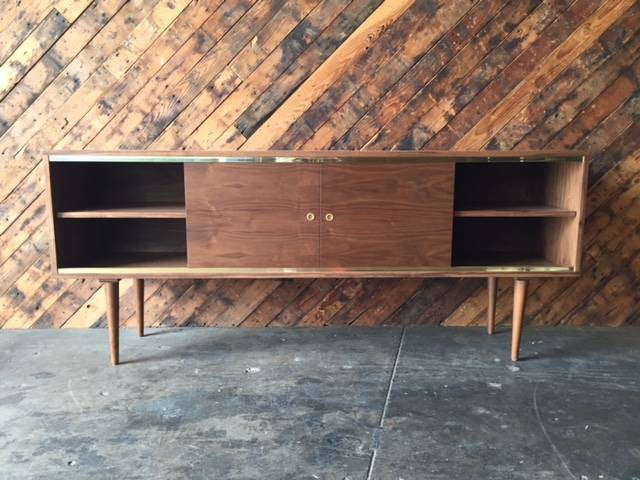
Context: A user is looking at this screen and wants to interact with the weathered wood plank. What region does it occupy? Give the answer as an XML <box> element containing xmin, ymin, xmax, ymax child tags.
<box><xmin>0</xmin><ymin>0</ymin><xmax>127</xmax><ymax>137</ymax></box>
<box><xmin>173</xmin><ymin>0</ymin><xmax>348</xmax><ymax>150</ymax></box>
<box><xmin>231</xmin><ymin>0</ymin><xmax>385</xmax><ymax>143</ymax></box>
<box><xmin>212</xmin><ymin>280</ymin><xmax>282</xmax><ymax>327</ymax></box>
<box><xmin>454</xmin><ymin>0</ymin><xmax>636</xmax><ymax>149</ymax></box>
<box><xmin>0</xmin><ymin>257</ymin><xmax>50</xmax><ymax>328</ymax></box>
<box><xmin>153</xmin><ymin>279</ymin><xmax>224</xmax><ymax>327</ymax></box>
<box><xmin>0</xmin><ymin>0</ymin><xmax>160</xmax><ymax>160</ymax></box>
<box><xmin>269</xmin><ymin>279</ymin><xmax>342</xmax><ymax>327</ymax></box>
<box><xmin>240</xmin><ymin>279</ymin><xmax>314</xmax><ymax>327</ymax></box>
<box><xmin>436</xmin><ymin>0</ymin><xmax>605</xmax><ymax>147</ymax></box>
<box><xmin>0</xmin><ymin>161</ymin><xmax>46</xmax><ymax>237</ymax></box>
<box><xmin>0</xmin><ymin>9</ymin><xmax>70</xmax><ymax>101</ymax></box>
<box><xmin>359</xmin><ymin>0</ymin><xmax>547</xmax><ymax>150</ymax></box>
<box><xmin>407</xmin><ymin>0</ymin><xmax>578</xmax><ymax>149</ymax></box>
<box><xmin>191</xmin><ymin>280</ymin><xmax>253</xmax><ymax>327</ymax></box>
<box><xmin>32</xmin><ymin>278</ymin><xmax>100</xmax><ymax>328</ymax></box>
<box><xmin>297</xmin><ymin>278</ymin><xmax>364</xmax><ymax>326</ymax></box>
<box><xmin>350</xmin><ymin>279</ymin><xmax>422</xmax><ymax>326</ymax></box>
<box><xmin>56</xmin><ymin>0</ymin><xmax>221</xmax><ymax>150</ymax></box>
<box><xmin>241</xmin><ymin>0</ymin><xmax>414</xmax><ymax>149</ymax></box>
<box><xmin>55</xmin><ymin>0</ymin><xmax>93</xmax><ymax>23</ymax></box>
<box><xmin>0</xmin><ymin>194</ymin><xmax>46</xmax><ymax>266</ymax></box>
<box><xmin>0</xmin><ymin>227</ymin><xmax>48</xmax><ymax>297</ymax></box>
<box><xmin>89</xmin><ymin>0</ymin><xmax>287</xmax><ymax>149</ymax></box>
<box><xmin>0</xmin><ymin>0</ymin><xmax>58</xmax><ymax>64</ymax></box>
<box><xmin>153</xmin><ymin>0</ymin><xmax>326</xmax><ymax>149</ymax></box>
<box><xmin>520</xmin><ymin>50</ymin><xmax>640</xmax><ymax>150</ymax></box>
<box><xmin>490</xmin><ymin>4</ymin><xmax>640</xmax><ymax>150</ymax></box>
<box><xmin>299</xmin><ymin>0</ymin><xmax>482</xmax><ymax>150</ymax></box>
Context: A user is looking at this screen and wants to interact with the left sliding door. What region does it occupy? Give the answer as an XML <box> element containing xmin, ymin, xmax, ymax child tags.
<box><xmin>185</xmin><ymin>164</ymin><xmax>321</xmax><ymax>268</ymax></box>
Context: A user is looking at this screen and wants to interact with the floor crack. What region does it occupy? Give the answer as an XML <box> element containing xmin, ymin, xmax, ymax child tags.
<box><xmin>533</xmin><ymin>382</ymin><xmax>577</xmax><ymax>480</ymax></box>
<box><xmin>366</xmin><ymin>327</ymin><xmax>406</xmax><ymax>480</ymax></box>
<box><xmin>380</xmin><ymin>327</ymin><xmax>406</xmax><ymax>428</ymax></box>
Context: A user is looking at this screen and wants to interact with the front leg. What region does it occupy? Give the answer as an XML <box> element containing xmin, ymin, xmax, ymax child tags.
<box><xmin>135</xmin><ymin>278</ymin><xmax>144</xmax><ymax>337</ymax></box>
<box><xmin>101</xmin><ymin>279</ymin><xmax>120</xmax><ymax>365</ymax></box>
<box><xmin>511</xmin><ymin>278</ymin><xmax>528</xmax><ymax>361</ymax></box>
<box><xmin>487</xmin><ymin>277</ymin><xmax>497</xmax><ymax>335</ymax></box>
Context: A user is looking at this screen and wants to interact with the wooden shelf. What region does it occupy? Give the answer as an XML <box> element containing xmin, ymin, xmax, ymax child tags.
<box><xmin>454</xmin><ymin>206</ymin><xmax>576</xmax><ymax>218</ymax></box>
<box><xmin>80</xmin><ymin>252</ymin><xmax>187</xmax><ymax>268</ymax></box>
<box><xmin>453</xmin><ymin>252</ymin><xmax>565</xmax><ymax>268</ymax></box>
<box><xmin>57</xmin><ymin>204</ymin><xmax>186</xmax><ymax>219</ymax></box>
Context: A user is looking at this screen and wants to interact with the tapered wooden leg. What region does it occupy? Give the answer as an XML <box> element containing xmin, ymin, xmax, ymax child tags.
<box><xmin>487</xmin><ymin>277</ymin><xmax>497</xmax><ymax>335</ymax></box>
<box><xmin>511</xmin><ymin>278</ymin><xmax>528</xmax><ymax>361</ymax></box>
<box><xmin>103</xmin><ymin>280</ymin><xmax>120</xmax><ymax>366</ymax></box>
<box><xmin>135</xmin><ymin>278</ymin><xmax>144</xmax><ymax>337</ymax></box>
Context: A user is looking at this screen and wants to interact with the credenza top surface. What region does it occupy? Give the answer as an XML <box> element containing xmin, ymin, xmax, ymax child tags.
<box><xmin>48</xmin><ymin>149</ymin><xmax>587</xmax><ymax>163</ymax></box>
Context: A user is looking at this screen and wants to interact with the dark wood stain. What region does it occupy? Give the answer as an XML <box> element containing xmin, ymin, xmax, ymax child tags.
<box><xmin>320</xmin><ymin>163</ymin><xmax>454</xmax><ymax>267</ymax></box>
<box><xmin>186</xmin><ymin>163</ymin><xmax>321</xmax><ymax>268</ymax></box>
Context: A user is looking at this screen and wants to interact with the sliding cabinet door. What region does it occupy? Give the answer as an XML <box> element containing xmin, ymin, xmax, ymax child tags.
<box><xmin>320</xmin><ymin>163</ymin><xmax>454</xmax><ymax>268</ymax></box>
<box><xmin>185</xmin><ymin>164</ymin><xmax>320</xmax><ymax>268</ymax></box>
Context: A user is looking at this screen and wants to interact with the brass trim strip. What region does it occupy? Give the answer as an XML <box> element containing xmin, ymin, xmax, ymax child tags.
<box><xmin>48</xmin><ymin>154</ymin><xmax>584</xmax><ymax>164</ymax></box>
<box><xmin>58</xmin><ymin>265</ymin><xmax>573</xmax><ymax>276</ymax></box>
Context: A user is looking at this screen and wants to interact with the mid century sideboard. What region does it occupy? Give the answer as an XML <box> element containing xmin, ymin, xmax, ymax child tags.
<box><xmin>45</xmin><ymin>150</ymin><xmax>588</xmax><ymax>365</ymax></box>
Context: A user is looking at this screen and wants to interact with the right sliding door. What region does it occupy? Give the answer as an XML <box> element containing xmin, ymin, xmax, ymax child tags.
<box><xmin>320</xmin><ymin>163</ymin><xmax>455</xmax><ymax>268</ymax></box>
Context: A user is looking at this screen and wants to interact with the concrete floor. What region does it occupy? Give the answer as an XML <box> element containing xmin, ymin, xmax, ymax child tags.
<box><xmin>0</xmin><ymin>327</ymin><xmax>639</xmax><ymax>479</ymax></box>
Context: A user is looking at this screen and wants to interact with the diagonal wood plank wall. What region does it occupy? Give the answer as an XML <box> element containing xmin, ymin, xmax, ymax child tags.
<box><xmin>1</xmin><ymin>0</ymin><xmax>639</xmax><ymax>330</ymax></box>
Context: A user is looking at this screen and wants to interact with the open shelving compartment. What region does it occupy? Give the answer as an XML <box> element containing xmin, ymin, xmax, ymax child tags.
<box><xmin>452</xmin><ymin>159</ymin><xmax>585</xmax><ymax>271</ymax></box>
<box><xmin>49</xmin><ymin>162</ymin><xmax>187</xmax><ymax>269</ymax></box>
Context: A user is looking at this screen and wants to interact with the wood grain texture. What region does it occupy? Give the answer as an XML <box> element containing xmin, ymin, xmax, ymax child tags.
<box><xmin>320</xmin><ymin>163</ymin><xmax>454</xmax><ymax>267</ymax></box>
<box><xmin>1</xmin><ymin>0</ymin><xmax>639</xmax><ymax>329</ymax></box>
<box><xmin>186</xmin><ymin>163</ymin><xmax>321</xmax><ymax>267</ymax></box>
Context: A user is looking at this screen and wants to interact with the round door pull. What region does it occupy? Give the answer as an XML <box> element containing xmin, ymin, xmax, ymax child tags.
<box><xmin>306</xmin><ymin>212</ymin><xmax>315</xmax><ymax>221</ymax></box>
<box><xmin>325</xmin><ymin>213</ymin><xmax>334</xmax><ymax>222</ymax></box>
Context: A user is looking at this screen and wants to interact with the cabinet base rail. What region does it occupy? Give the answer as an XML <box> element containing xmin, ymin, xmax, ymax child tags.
<box><xmin>100</xmin><ymin>277</ymin><xmax>529</xmax><ymax>366</ymax></box>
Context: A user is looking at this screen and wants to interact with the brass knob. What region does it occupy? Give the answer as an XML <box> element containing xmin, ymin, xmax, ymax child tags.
<box><xmin>325</xmin><ymin>213</ymin><xmax>334</xmax><ymax>222</ymax></box>
<box><xmin>306</xmin><ymin>212</ymin><xmax>315</xmax><ymax>221</ymax></box>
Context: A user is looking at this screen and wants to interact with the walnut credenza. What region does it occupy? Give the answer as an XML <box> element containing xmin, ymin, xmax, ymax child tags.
<box><xmin>46</xmin><ymin>151</ymin><xmax>588</xmax><ymax>365</ymax></box>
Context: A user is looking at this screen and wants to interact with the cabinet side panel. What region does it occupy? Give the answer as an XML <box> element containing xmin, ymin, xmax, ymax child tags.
<box><xmin>44</xmin><ymin>158</ymin><xmax>59</xmax><ymax>273</ymax></box>
<box><xmin>575</xmin><ymin>157</ymin><xmax>589</xmax><ymax>272</ymax></box>
<box><xmin>544</xmin><ymin>159</ymin><xmax>587</xmax><ymax>269</ymax></box>
<box><xmin>321</xmin><ymin>163</ymin><xmax>454</xmax><ymax>268</ymax></box>
<box><xmin>185</xmin><ymin>164</ymin><xmax>321</xmax><ymax>268</ymax></box>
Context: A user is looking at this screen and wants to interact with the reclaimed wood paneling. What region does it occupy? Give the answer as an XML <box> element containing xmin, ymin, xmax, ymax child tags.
<box><xmin>1</xmin><ymin>0</ymin><xmax>639</xmax><ymax>329</ymax></box>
